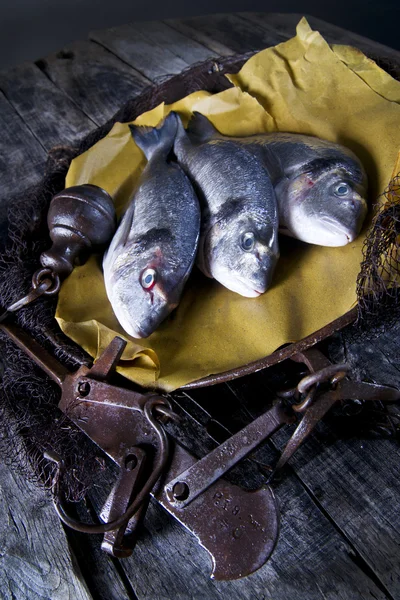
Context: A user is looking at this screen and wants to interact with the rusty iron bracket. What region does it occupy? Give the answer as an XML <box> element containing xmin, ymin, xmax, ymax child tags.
<box><xmin>0</xmin><ymin>322</ymin><xmax>284</xmax><ymax>579</ymax></box>
<box><xmin>1</xmin><ymin>321</ymin><xmax>399</xmax><ymax>579</ymax></box>
<box><xmin>100</xmin><ymin>446</ymin><xmax>150</xmax><ymax>558</ymax></box>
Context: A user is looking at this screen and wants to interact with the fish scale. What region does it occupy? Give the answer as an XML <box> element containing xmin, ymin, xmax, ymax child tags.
<box><xmin>174</xmin><ymin>112</ymin><xmax>279</xmax><ymax>298</ymax></box>
<box><xmin>184</xmin><ymin>112</ymin><xmax>368</xmax><ymax>247</ymax></box>
<box><xmin>103</xmin><ymin>113</ymin><xmax>200</xmax><ymax>339</ymax></box>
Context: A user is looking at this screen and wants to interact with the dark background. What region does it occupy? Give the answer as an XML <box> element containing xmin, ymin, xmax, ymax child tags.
<box><xmin>0</xmin><ymin>0</ymin><xmax>399</xmax><ymax>70</ymax></box>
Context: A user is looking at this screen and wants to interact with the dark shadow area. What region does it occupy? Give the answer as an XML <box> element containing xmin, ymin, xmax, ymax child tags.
<box><xmin>0</xmin><ymin>0</ymin><xmax>399</xmax><ymax>70</ymax></box>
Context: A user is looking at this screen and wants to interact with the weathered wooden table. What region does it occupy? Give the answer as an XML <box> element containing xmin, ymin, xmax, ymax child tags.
<box><xmin>0</xmin><ymin>12</ymin><xmax>400</xmax><ymax>600</ymax></box>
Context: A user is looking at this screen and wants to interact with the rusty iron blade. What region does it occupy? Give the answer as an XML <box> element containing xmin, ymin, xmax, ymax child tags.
<box><xmin>154</xmin><ymin>443</ymin><xmax>280</xmax><ymax>580</ymax></box>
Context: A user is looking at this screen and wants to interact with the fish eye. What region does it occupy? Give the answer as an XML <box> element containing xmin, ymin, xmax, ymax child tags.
<box><xmin>140</xmin><ymin>268</ymin><xmax>157</xmax><ymax>289</ymax></box>
<box><xmin>241</xmin><ymin>232</ymin><xmax>255</xmax><ymax>252</ymax></box>
<box><xmin>334</xmin><ymin>182</ymin><xmax>351</xmax><ymax>197</ymax></box>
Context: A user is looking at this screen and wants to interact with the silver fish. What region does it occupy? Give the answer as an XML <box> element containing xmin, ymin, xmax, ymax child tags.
<box><xmin>186</xmin><ymin>113</ymin><xmax>368</xmax><ymax>247</ymax></box>
<box><xmin>103</xmin><ymin>113</ymin><xmax>200</xmax><ymax>339</ymax></box>
<box><xmin>173</xmin><ymin>114</ymin><xmax>279</xmax><ymax>298</ymax></box>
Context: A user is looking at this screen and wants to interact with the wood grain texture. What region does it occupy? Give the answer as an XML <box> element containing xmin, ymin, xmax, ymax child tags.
<box><xmin>272</xmin><ymin>427</ymin><xmax>400</xmax><ymax>597</ymax></box>
<box><xmin>64</xmin><ymin>526</ymin><xmax>135</xmax><ymax>600</ymax></box>
<box><xmin>165</xmin><ymin>14</ymin><xmax>288</xmax><ymax>57</ymax></box>
<box><xmin>122</xmin><ymin>469</ymin><xmax>387</xmax><ymax>599</ymax></box>
<box><xmin>0</xmin><ymin>62</ymin><xmax>96</xmax><ymax>151</ymax></box>
<box><xmin>0</xmin><ymin>463</ymin><xmax>92</xmax><ymax>600</ymax></box>
<box><xmin>164</xmin><ymin>19</ymin><xmax>235</xmax><ymax>57</ymax></box>
<box><xmin>90</xmin><ymin>21</ymin><xmax>217</xmax><ymax>81</ymax></box>
<box><xmin>226</xmin><ymin>331</ymin><xmax>400</xmax><ymax>598</ymax></box>
<box><xmin>0</xmin><ymin>90</ymin><xmax>46</xmax><ymax>239</ymax></box>
<box><xmin>37</xmin><ymin>41</ymin><xmax>151</xmax><ymax>125</ymax></box>
<box><xmin>240</xmin><ymin>12</ymin><xmax>400</xmax><ymax>63</ymax></box>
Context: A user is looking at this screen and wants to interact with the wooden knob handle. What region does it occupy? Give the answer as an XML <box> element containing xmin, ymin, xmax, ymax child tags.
<box><xmin>40</xmin><ymin>184</ymin><xmax>116</xmax><ymax>276</ymax></box>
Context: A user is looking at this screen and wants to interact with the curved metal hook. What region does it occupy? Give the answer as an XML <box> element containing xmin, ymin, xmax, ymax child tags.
<box><xmin>45</xmin><ymin>397</ymin><xmax>173</xmax><ymax>534</ymax></box>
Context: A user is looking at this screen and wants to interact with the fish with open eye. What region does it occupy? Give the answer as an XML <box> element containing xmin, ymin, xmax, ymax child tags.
<box><xmin>103</xmin><ymin>112</ymin><xmax>200</xmax><ymax>339</ymax></box>
<box><xmin>185</xmin><ymin>113</ymin><xmax>368</xmax><ymax>247</ymax></box>
<box><xmin>173</xmin><ymin>113</ymin><xmax>280</xmax><ymax>298</ymax></box>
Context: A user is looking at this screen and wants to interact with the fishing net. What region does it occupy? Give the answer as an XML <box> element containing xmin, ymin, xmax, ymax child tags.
<box><xmin>357</xmin><ymin>173</ymin><xmax>400</xmax><ymax>329</ymax></box>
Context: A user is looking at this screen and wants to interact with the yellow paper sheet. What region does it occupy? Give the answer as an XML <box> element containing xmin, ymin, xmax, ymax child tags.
<box><xmin>332</xmin><ymin>45</ymin><xmax>400</xmax><ymax>104</ymax></box>
<box><xmin>57</xmin><ymin>19</ymin><xmax>400</xmax><ymax>391</ymax></box>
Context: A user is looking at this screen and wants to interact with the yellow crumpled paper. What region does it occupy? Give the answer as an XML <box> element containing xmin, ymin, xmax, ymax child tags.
<box><xmin>56</xmin><ymin>18</ymin><xmax>400</xmax><ymax>392</ymax></box>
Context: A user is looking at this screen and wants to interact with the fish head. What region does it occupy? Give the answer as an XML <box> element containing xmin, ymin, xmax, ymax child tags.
<box><xmin>105</xmin><ymin>230</ymin><xmax>185</xmax><ymax>338</ymax></box>
<box><xmin>278</xmin><ymin>166</ymin><xmax>368</xmax><ymax>246</ymax></box>
<box><xmin>203</xmin><ymin>203</ymin><xmax>279</xmax><ymax>297</ymax></box>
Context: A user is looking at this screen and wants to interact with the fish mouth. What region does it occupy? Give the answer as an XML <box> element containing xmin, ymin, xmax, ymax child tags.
<box><xmin>131</xmin><ymin>324</ymin><xmax>153</xmax><ymax>339</ymax></box>
<box><xmin>115</xmin><ymin>308</ymin><xmax>158</xmax><ymax>339</ymax></box>
<box><xmin>319</xmin><ymin>217</ymin><xmax>353</xmax><ymax>242</ymax></box>
<box><xmin>232</xmin><ymin>275</ymin><xmax>267</xmax><ymax>297</ymax></box>
<box><xmin>119</xmin><ymin>316</ymin><xmax>153</xmax><ymax>339</ymax></box>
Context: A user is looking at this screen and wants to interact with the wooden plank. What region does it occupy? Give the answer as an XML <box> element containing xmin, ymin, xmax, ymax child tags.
<box><xmin>90</xmin><ymin>21</ymin><xmax>217</xmax><ymax>81</ymax></box>
<box><xmin>59</xmin><ymin>462</ymin><xmax>138</xmax><ymax>600</ymax></box>
<box><xmin>37</xmin><ymin>41</ymin><xmax>151</xmax><ymax>126</ymax></box>
<box><xmin>64</xmin><ymin>526</ymin><xmax>135</xmax><ymax>600</ymax></box>
<box><xmin>272</xmin><ymin>426</ymin><xmax>400</xmax><ymax>596</ymax></box>
<box><xmin>0</xmin><ymin>62</ymin><xmax>96</xmax><ymax>151</ymax></box>
<box><xmin>164</xmin><ymin>14</ymin><xmax>288</xmax><ymax>57</ymax></box>
<box><xmin>0</xmin><ymin>91</ymin><xmax>46</xmax><ymax>239</ymax></box>
<box><xmin>164</xmin><ymin>19</ymin><xmax>235</xmax><ymax>58</ymax></box>
<box><xmin>0</xmin><ymin>91</ymin><xmax>46</xmax><ymax>191</ymax></box>
<box><xmin>240</xmin><ymin>13</ymin><xmax>400</xmax><ymax>63</ymax></box>
<box><xmin>126</xmin><ymin>21</ymin><xmax>219</xmax><ymax>65</ymax></box>
<box><xmin>0</xmin><ymin>463</ymin><xmax>92</xmax><ymax>600</ymax></box>
<box><xmin>116</xmin><ymin>463</ymin><xmax>387</xmax><ymax>599</ymax></box>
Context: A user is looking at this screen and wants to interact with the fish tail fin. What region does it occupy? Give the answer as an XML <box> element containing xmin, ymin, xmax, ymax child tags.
<box><xmin>173</xmin><ymin>111</ymin><xmax>192</xmax><ymax>158</ymax></box>
<box><xmin>129</xmin><ymin>112</ymin><xmax>178</xmax><ymax>160</ymax></box>
<box><xmin>187</xmin><ymin>112</ymin><xmax>220</xmax><ymax>143</ymax></box>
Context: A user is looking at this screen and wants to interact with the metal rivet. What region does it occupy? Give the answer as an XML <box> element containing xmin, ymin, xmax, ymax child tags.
<box><xmin>125</xmin><ymin>454</ymin><xmax>138</xmax><ymax>471</ymax></box>
<box><xmin>172</xmin><ymin>481</ymin><xmax>190</xmax><ymax>501</ymax></box>
<box><xmin>78</xmin><ymin>381</ymin><xmax>90</xmax><ymax>397</ymax></box>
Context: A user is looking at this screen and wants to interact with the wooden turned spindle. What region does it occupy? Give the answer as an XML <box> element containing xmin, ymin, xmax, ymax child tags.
<box><xmin>40</xmin><ymin>184</ymin><xmax>117</xmax><ymax>276</ymax></box>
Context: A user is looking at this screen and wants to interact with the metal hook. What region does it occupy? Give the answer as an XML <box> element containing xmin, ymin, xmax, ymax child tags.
<box><xmin>297</xmin><ymin>363</ymin><xmax>349</xmax><ymax>396</ymax></box>
<box><xmin>0</xmin><ymin>269</ymin><xmax>60</xmax><ymax>322</ymax></box>
<box><xmin>45</xmin><ymin>396</ymin><xmax>174</xmax><ymax>534</ymax></box>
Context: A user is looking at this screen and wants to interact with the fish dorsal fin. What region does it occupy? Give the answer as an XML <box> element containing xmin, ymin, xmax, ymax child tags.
<box><xmin>129</xmin><ymin>112</ymin><xmax>178</xmax><ymax>160</ymax></box>
<box><xmin>187</xmin><ymin>112</ymin><xmax>221</xmax><ymax>143</ymax></box>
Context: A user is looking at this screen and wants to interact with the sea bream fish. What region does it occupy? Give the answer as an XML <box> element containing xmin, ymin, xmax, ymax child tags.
<box><xmin>186</xmin><ymin>113</ymin><xmax>368</xmax><ymax>247</ymax></box>
<box><xmin>103</xmin><ymin>113</ymin><xmax>200</xmax><ymax>339</ymax></box>
<box><xmin>173</xmin><ymin>114</ymin><xmax>279</xmax><ymax>298</ymax></box>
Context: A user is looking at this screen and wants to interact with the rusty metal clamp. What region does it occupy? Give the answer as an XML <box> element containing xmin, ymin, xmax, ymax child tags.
<box><xmin>45</xmin><ymin>395</ymin><xmax>176</xmax><ymax>534</ymax></box>
<box><xmin>273</xmin><ymin>349</ymin><xmax>400</xmax><ymax>474</ymax></box>
<box><xmin>292</xmin><ymin>362</ymin><xmax>350</xmax><ymax>413</ymax></box>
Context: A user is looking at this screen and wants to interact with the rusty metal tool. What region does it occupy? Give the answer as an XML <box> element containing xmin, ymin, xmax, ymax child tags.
<box><xmin>0</xmin><ymin>322</ymin><xmax>290</xmax><ymax>580</ymax></box>
<box><xmin>164</xmin><ymin>401</ymin><xmax>291</xmax><ymax>508</ymax></box>
<box><xmin>2</xmin><ymin>321</ymin><xmax>398</xmax><ymax>579</ymax></box>
<box><xmin>273</xmin><ymin>348</ymin><xmax>400</xmax><ymax>473</ymax></box>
